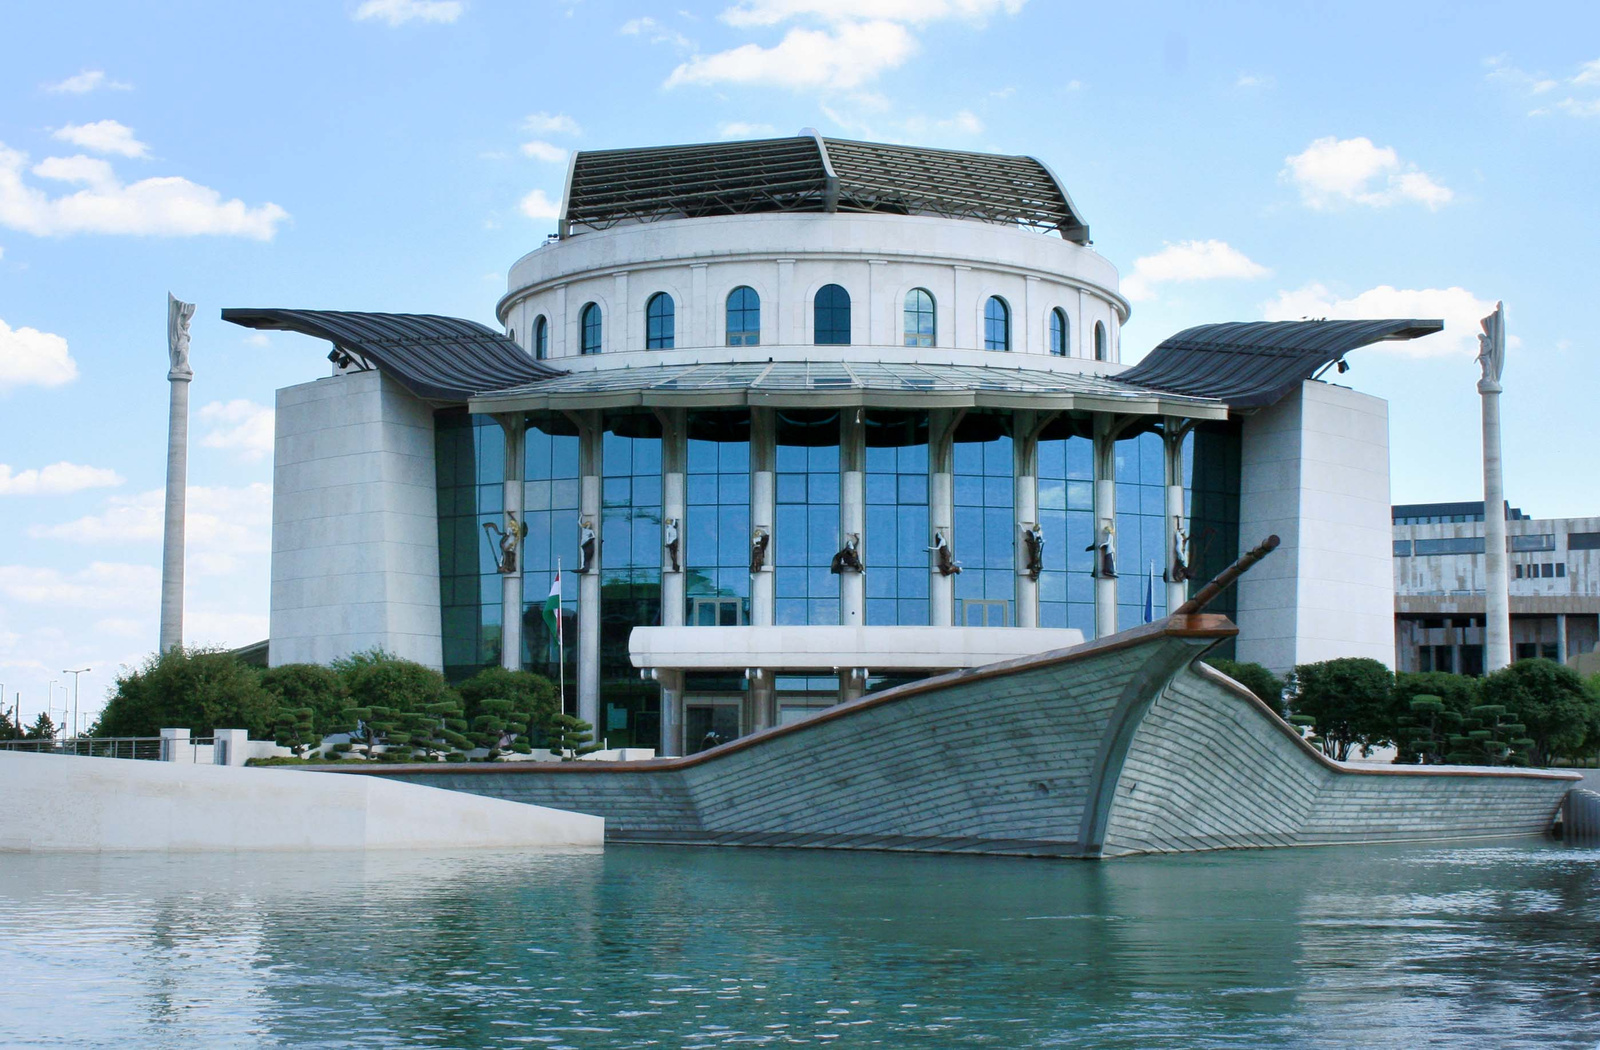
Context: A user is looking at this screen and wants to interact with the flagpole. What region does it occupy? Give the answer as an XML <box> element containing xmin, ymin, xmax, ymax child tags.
<box><xmin>557</xmin><ymin>558</ymin><xmax>565</xmax><ymax>713</ymax></box>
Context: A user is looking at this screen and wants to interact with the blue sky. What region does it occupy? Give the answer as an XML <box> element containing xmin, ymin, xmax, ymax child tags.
<box><xmin>1</xmin><ymin>0</ymin><xmax>1596</xmax><ymax>723</ymax></box>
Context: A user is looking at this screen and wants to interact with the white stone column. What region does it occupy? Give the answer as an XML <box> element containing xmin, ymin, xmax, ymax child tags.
<box><xmin>840</xmin><ymin>410</ymin><xmax>865</xmax><ymax>626</ymax></box>
<box><xmin>553</xmin><ymin>283</ymin><xmax>568</xmax><ymax>356</ymax></box>
<box><xmin>612</xmin><ymin>271</ymin><xmax>631</xmax><ymax>353</ymax></box>
<box><xmin>750</xmin><ymin>408</ymin><xmax>776</xmax><ymax>627</ymax></box>
<box><xmin>952</xmin><ymin>265</ymin><xmax>971</xmax><ymax>348</ymax></box>
<box><xmin>659</xmin><ymin>409</ymin><xmax>686</xmax><ymax>629</ymax></box>
<box><xmin>929</xmin><ymin>408</ymin><xmax>957</xmax><ymax>627</ymax></box>
<box><xmin>776</xmin><ymin>259</ymin><xmax>797</xmax><ymax>344</ymax></box>
<box><xmin>749</xmin><ymin>669</ymin><xmax>774</xmax><ymax>733</ymax></box>
<box><xmin>160</xmin><ymin>294</ymin><xmax>195</xmax><ymax>653</ymax></box>
<box><xmin>657</xmin><ymin>668</ymin><xmax>684</xmax><ymax>758</ymax></box>
<box><xmin>868</xmin><ymin>259</ymin><xmax>887</xmax><ymax>345</ymax></box>
<box><xmin>577</xmin><ymin>411</ymin><xmax>602</xmax><ymax>730</ymax></box>
<box><xmin>1479</xmin><ymin>303</ymin><xmax>1511</xmax><ymax>672</ymax></box>
<box><xmin>1022</xmin><ymin>275</ymin><xmax>1038</xmax><ymax>355</ymax></box>
<box><xmin>690</xmin><ymin>264</ymin><xmax>708</xmax><ymax>347</ymax></box>
<box><xmin>838</xmin><ymin>668</ymin><xmax>865</xmax><ymax>703</ymax></box>
<box><xmin>1163</xmin><ymin>417</ymin><xmax>1191</xmax><ymax>616</ymax></box>
<box><xmin>1014</xmin><ymin>409</ymin><xmax>1039</xmax><ymax>628</ymax></box>
<box><xmin>498</xmin><ymin>414</ymin><xmax>526</xmax><ymax>670</ymax></box>
<box><xmin>1092</xmin><ymin>414</ymin><xmax>1119</xmax><ymax>639</ymax></box>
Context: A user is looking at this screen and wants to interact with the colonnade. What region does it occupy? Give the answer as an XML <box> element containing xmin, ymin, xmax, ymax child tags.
<box><xmin>488</xmin><ymin>407</ymin><xmax>1198</xmax><ymax>750</ymax></box>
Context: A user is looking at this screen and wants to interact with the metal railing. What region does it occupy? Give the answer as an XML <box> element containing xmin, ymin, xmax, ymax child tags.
<box><xmin>0</xmin><ymin>736</ymin><xmax>165</xmax><ymax>760</ymax></box>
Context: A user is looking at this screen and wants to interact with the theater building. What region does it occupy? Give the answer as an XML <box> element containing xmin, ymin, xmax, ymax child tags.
<box><xmin>229</xmin><ymin>132</ymin><xmax>1440</xmax><ymax>755</ymax></box>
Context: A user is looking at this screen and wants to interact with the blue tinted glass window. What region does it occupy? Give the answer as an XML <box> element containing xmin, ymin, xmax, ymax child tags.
<box><xmin>865</xmin><ymin>410</ymin><xmax>929</xmax><ymax>625</ymax></box>
<box><xmin>533</xmin><ymin>315</ymin><xmax>548</xmax><ymax>360</ymax></box>
<box><xmin>726</xmin><ymin>286</ymin><xmax>760</xmax><ymax>346</ymax></box>
<box><xmin>520</xmin><ymin>416</ymin><xmax>581</xmax><ymax>702</ymax></box>
<box><xmin>1049</xmin><ymin>308</ymin><xmax>1068</xmax><ymax>357</ymax></box>
<box><xmin>775</xmin><ymin>410</ymin><xmax>840</xmax><ymax>624</ymax></box>
<box><xmin>1113</xmin><ymin>430</ymin><xmax>1172</xmax><ymax>626</ymax></box>
<box><xmin>686</xmin><ymin>411</ymin><xmax>751</xmax><ymax>622</ymax></box>
<box><xmin>581</xmin><ymin>302</ymin><xmax>602</xmax><ymax>355</ymax></box>
<box><xmin>903</xmin><ymin>289</ymin><xmax>935</xmax><ymax>347</ymax></box>
<box><xmin>984</xmin><ymin>297</ymin><xmax>1010</xmax><ymax>352</ymax></box>
<box><xmin>953</xmin><ymin>414</ymin><xmax>1013</xmax><ymax>626</ymax></box>
<box><xmin>600</xmin><ymin>413</ymin><xmax>663</xmax><ymax>749</ymax></box>
<box><xmin>646</xmin><ymin>293</ymin><xmax>675</xmax><ymax>350</ymax></box>
<box><xmin>814</xmin><ymin>284</ymin><xmax>851</xmax><ymax>346</ymax></box>
<box><xmin>1036</xmin><ymin>426</ymin><xmax>1094</xmax><ymax>634</ymax></box>
<box><xmin>1094</xmin><ymin>321</ymin><xmax>1107</xmax><ymax>361</ymax></box>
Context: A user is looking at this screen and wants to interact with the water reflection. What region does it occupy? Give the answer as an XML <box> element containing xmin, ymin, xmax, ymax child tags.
<box><xmin>1</xmin><ymin>842</ymin><xmax>1596</xmax><ymax>1048</ymax></box>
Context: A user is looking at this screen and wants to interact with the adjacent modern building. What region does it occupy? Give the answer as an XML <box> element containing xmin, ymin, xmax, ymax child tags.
<box><xmin>1393</xmin><ymin>500</ymin><xmax>1600</xmax><ymax>673</ymax></box>
<box><xmin>228</xmin><ymin>132</ymin><xmax>1442</xmax><ymax>755</ymax></box>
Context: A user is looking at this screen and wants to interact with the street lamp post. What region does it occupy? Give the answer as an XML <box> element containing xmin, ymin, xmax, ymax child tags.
<box><xmin>64</xmin><ymin>668</ymin><xmax>89</xmax><ymax>741</ymax></box>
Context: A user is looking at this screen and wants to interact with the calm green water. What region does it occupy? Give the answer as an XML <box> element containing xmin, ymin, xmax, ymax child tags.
<box><xmin>1</xmin><ymin>842</ymin><xmax>1597</xmax><ymax>1048</ymax></box>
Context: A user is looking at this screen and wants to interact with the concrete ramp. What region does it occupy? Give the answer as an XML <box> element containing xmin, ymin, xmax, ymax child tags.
<box><xmin>0</xmin><ymin>750</ymin><xmax>603</xmax><ymax>853</ymax></box>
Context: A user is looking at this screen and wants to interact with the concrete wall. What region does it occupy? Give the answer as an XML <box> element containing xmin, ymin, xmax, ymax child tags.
<box><xmin>271</xmin><ymin>370</ymin><xmax>443</xmax><ymax>668</ymax></box>
<box><xmin>0</xmin><ymin>751</ymin><xmax>602</xmax><ymax>852</ymax></box>
<box><xmin>1236</xmin><ymin>381</ymin><xmax>1395</xmax><ymax>672</ymax></box>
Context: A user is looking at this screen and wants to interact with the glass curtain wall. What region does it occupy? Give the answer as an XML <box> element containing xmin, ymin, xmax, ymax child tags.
<box><xmin>686</xmin><ymin>411</ymin><xmax>751</xmax><ymax>626</ymax></box>
<box><xmin>435</xmin><ymin>409</ymin><xmax>505</xmax><ymax>681</ymax></box>
<box><xmin>775</xmin><ymin>410</ymin><xmax>841</xmax><ymax>625</ymax></box>
<box><xmin>1036</xmin><ymin>421</ymin><xmax>1095</xmax><ymax>635</ymax></box>
<box><xmin>1114</xmin><ymin>429</ymin><xmax>1174</xmax><ymax>625</ymax></box>
<box><xmin>521</xmin><ymin>415</ymin><xmax>580</xmax><ymax>711</ymax></box>
<box><xmin>1187</xmin><ymin>419</ymin><xmax>1242</xmax><ymax>652</ymax></box>
<box><xmin>864</xmin><ymin>410</ymin><xmax>929</xmax><ymax>625</ymax></box>
<box><xmin>600</xmin><ymin>414</ymin><xmax>662</xmax><ymax>748</ymax></box>
<box><xmin>953</xmin><ymin>413</ymin><xmax>1014</xmax><ymax>626</ymax></box>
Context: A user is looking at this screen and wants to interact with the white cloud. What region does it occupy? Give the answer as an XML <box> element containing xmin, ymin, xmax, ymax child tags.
<box><xmin>242</xmin><ymin>332</ymin><xmax>270</xmax><ymax>347</ymax></box>
<box><xmin>520</xmin><ymin>189</ymin><xmax>560</xmax><ymax>221</ymax></box>
<box><xmin>520</xmin><ymin>140</ymin><xmax>568</xmax><ymax>163</ymax></box>
<box><xmin>1281</xmin><ymin>136</ymin><xmax>1453</xmax><ymax>210</ymax></box>
<box><xmin>621</xmin><ymin>16</ymin><xmax>694</xmax><ymax>49</ymax></box>
<box><xmin>668</xmin><ymin>20</ymin><xmax>916</xmax><ymax>90</ymax></box>
<box><xmin>1574</xmin><ymin>57</ymin><xmax>1600</xmax><ymax>86</ymax></box>
<box><xmin>523</xmin><ymin>112</ymin><xmax>582</xmax><ymax>136</ymax></box>
<box><xmin>720</xmin><ymin>0</ymin><xmax>1025</xmax><ymax>27</ymax></box>
<box><xmin>198</xmin><ymin>400</ymin><xmax>274</xmax><ymax>461</ymax></box>
<box><xmin>52</xmin><ymin>120</ymin><xmax>148</xmax><ymax>159</ymax></box>
<box><xmin>1557</xmin><ymin>97</ymin><xmax>1600</xmax><ymax>118</ymax></box>
<box><xmin>718</xmin><ymin>121</ymin><xmax>779</xmax><ymax>139</ymax></box>
<box><xmin>903</xmin><ymin>108</ymin><xmax>983</xmax><ymax>135</ymax></box>
<box><xmin>0</xmin><ymin>317</ymin><xmax>78</xmax><ymax>389</ymax></box>
<box><xmin>1261</xmin><ymin>283</ymin><xmax>1497</xmax><ymax>358</ymax></box>
<box><xmin>1235</xmin><ymin>72</ymin><xmax>1274</xmax><ymax>89</ymax></box>
<box><xmin>0</xmin><ymin>462</ymin><xmax>122</xmax><ymax>496</ymax></box>
<box><xmin>0</xmin><ymin>562</ymin><xmax>158</xmax><ymax>610</ymax></box>
<box><xmin>353</xmin><ymin>0</ymin><xmax>463</xmax><ymax>25</ymax></box>
<box><xmin>43</xmin><ymin>70</ymin><xmax>131</xmax><ymax>94</ymax></box>
<box><xmin>28</xmin><ymin>484</ymin><xmax>271</xmax><ymax>554</ymax></box>
<box><xmin>1121</xmin><ymin>240</ymin><xmax>1268</xmax><ymax>302</ymax></box>
<box><xmin>0</xmin><ymin>142</ymin><xmax>289</xmax><ymax>240</ymax></box>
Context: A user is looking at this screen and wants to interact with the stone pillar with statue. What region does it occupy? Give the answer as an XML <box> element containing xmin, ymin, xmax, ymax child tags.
<box><xmin>1479</xmin><ymin>302</ymin><xmax>1511</xmax><ymax>672</ymax></box>
<box><xmin>160</xmin><ymin>294</ymin><xmax>196</xmax><ymax>653</ymax></box>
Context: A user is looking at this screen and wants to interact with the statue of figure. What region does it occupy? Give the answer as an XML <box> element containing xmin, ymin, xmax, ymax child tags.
<box><xmin>663</xmin><ymin>516</ymin><xmax>681</xmax><ymax>573</ymax></box>
<box><xmin>927</xmin><ymin>529</ymin><xmax>962</xmax><ymax>577</ymax></box>
<box><xmin>1021</xmin><ymin>523</ymin><xmax>1044</xmax><ymax>581</ymax></box>
<box><xmin>482</xmin><ymin>512</ymin><xmax>527</xmax><ymax>574</ymax></box>
<box><xmin>830</xmin><ymin>533</ymin><xmax>864</xmax><ymax>575</ymax></box>
<box><xmin>579</xmin><ymin>519</ymin><xmax>597</xmax><ymax>574</ymax></box>
<box><xmin>749</xmin><ymin>527</ymin><xmax>770</xmax><ymax>574</ymax></box>
<box><xmin>1477</xmin><ymin>301</ymin><xmax>1506</xmax><ymax>390</ymax></box>
<box><xmin>1085</xmin><ymin>519</ymin><xmax>1117</xmax><ymax>578</ymax></box>
<box><xmin>1170</xmin><ymin>515</ymin><xmax>1193</xmax><ymax>583</ymax></box>
<box><xmin>167</xmin><ymin>293</ymin><xmax>195</xmax><ymax>378</ymax></box>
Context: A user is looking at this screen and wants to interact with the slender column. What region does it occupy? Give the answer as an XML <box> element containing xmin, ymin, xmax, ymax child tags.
<box><xmin>498</xmin><ymin>414</ymin><xmax>527</xmax><ymax>670</ymax></box>
<box><xmin>657</xmin><ymin>668</ymin><xmax>684</xmax><ymax>758</ymax></box>
<box><xmin>659</xmin><ymin>409</ymin><xmax>686</xmax><ymax>628</ymax></box>
<box><xmin>748</xmin><ymin>670</ymin><xmax>774</xmax><ymax>733</ymax></box>
<box><xmin>689</xmin><ymin>264</ymin><xmax>708</xmax><ymax>347</ymax></box>
<box><xmin>952</xmin><ymin>265</ymin><xmax>971</xmax><ymax>348</ymax></box>
<box><xmin>840</xmin><ymin>410</ymin><xmax>865</xmax><ymax>627</ymax></box>
<box><xmin>1162</xmin><ymin>417</ymin><xmax>1190</xmax><ymax>616</ymax></box>
<box><xmin>868</xmin><ymin>259</ymin><xmax>887</xmax><ymax>345</ymax></box>
<box><xmin>929</xmin><ymin>408</ymin><xmax>957</xmax><ymax>627</ymax></box>
<box><xmin>1479</xmin><ymin>303</ymin><xmax>1511</xmax><ymax>672</ymax></box>
<box><xmin>1092</xmin><ymin>414</ymin><xmax>1119</xmax><ymax>639</ymax></box>
<box><xmin>160</xmin><ymin>294</ymin><xmax>195</xmax><ymax>653</ymax></box>
<box><xmin>776</xmin><ymin>260</ymin><xmax>797</xmax><ymax>344</ymax></box>
<box><xmin>577</xmin><ymin>410</ymin><xmax>602</xmax><ymax>730</ymax></box>
<box><xmin>838</xmin><ymin>668</ymin><xmax>865</xmax><ymax>703</ymax></box>
<box><xmin>1022</xmin><ymin>275</ymin><xmax>1038</xmax><ymax>355</ymax></box>
<box><xmin>1014</xmin><ymin>409</ymin><xmax>1039</xmax><ymax>628</ymax></box>
<box><xmin>553</xmin><ymin>284</ymin><xmax>568</xmax><ymax>357</ymax></box>
<box><xmin>749</xmin><ymin>408</ymin><xmax>776</xmax><ymax>626</ymax></box>
<box><xmin>612</xmin><ymin>271</ymin><xmax>631</xmax><ymax>353</ymax></box>
<box><xmin>1557</xmin><ymin>613</ymin><xmax>1568</xmax><ymax>666</ymax></box>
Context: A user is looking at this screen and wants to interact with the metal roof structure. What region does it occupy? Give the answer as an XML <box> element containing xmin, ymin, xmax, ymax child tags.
<box><xmin>469</xmin><ymin>360</ymin><xmax>1226</xmax><ymax>418</ymax></box>
<box><xmin>1116</xmin><ymin>319</ymin><xmax>1445</xmax><ymax>409</ymax></box>
<box><xmin>561</xmin><ymin>132</ymin><xmax>1090</xmax><ymax>242</ymax></box>
<box><xmin>222</xmin><ymin>308</ymin><xmax>564</xmax><ymax>401</ymax></box>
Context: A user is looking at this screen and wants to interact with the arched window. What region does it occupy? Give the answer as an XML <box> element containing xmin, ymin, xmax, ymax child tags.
<box><xmin>726</xmin><ymin>286</ymin><xmax>760</xmax><ymax>346</ymax></box>
<box><xmin>984</xmin><ymin>296</ymin><xmax>1010</xmax><ymax>351</ymax></box>
<box><xmin>1094</xmin><ymin>321</ymin><xmax>1107</xmax><ymax>361</ymax></box>
<box><xmin>814</xmin><ymin>284</ymin><xmax>851</xmax><ymax>345</ymax></box>
<box><xmin>532</xmin><ymin>315</ymin><xmax>548</xmax><ymax>360</ymax></box>
<box><xmin>903</xmin><ymin>288</ymin><xmax>935</xmax><ymax>347</ymax></box>
<box><xmin>1049</xmin><ymin>308</ymin><xmax>1068</xmax><ymax>357</ymax></box>
<box><xmin>580</xmin><ymin>302</ymin><xmax>602</xmax><ymax>355</ymax></box>
<box><xmin>646</xmin><ymin>292</ymin><xmax>675</xmax><ymax>350</ymax></box>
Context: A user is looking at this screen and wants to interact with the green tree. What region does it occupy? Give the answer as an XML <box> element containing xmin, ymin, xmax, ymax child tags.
<box><xmin>471</xmin><ymin>697</ymin><xmax>534</xmax><ymax>759</ymax></box>
<box><xmin>1480</xmin><ymin>659</ymin><xmax>1592</xmax><ymax>767</ymax></box>
<box><xmin>410</xmin><ymin>697</ymin><xmax>474</xmax><ymax>761</ymax></box>
<box><xmin>1445</xmin><ymin>704</ymin><xmax>1531</xmax><ymax>767</ymax></box>
<box><xmin>0</xmin><ymin>707</ymin><xmax>18</xmax><ymax>741</ymax></box>
<box><xmin>1205</xmin><ymin>658</ymin><xmax>1286</xmax><ymax>710</ymax></box>
<box><xmin>456</xmin><ymin>667</ymin><xmax>560</xmax><ymax>740</ymax></box>
<box><xmin>259</xmin><ymin>664</ymin><xmax>347</xmax><ymax>740</ymax></box>
<box><xmin>98</xmin><ymin>647</ymin><xmax>276</xmax><ymax>738</ymax></box>
<box><xmin>546</xmin><ymin>713</ymin><xmax>597</xmax><ymax>760</ymax></box>
<box><xmin>272</xmin><ymin>706</ymin><xmax>319</xmax><ymax>758</ymax></box>
<box><xmin>344</xmin><ymin>704</ymin><xmax>403</xmax><ymax>760</ymax></box>
<box><xmin>1288</xmin><ymin>657</ymin><xmax>1395</xmax><ymax>761</ymax></box>
<box><xmin>1393</xmin><ymin>694</ymin><xmax>1464</xmax><ymax>764</ymax></box>
<box><xmin>24</xmin><ymin>712</ymin><xmax>57</xmax><ymax>740</ymax></box>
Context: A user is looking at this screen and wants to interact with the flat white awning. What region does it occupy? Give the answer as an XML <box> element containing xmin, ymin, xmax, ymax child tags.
<box><xmin>628</xmin><ymin>625</ymin><xmax>1086</xmax><ymax>672</ymax></box>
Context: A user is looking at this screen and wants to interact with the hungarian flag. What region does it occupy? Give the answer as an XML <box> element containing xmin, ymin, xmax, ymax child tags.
<box><xmin>542</xmin><ymin>571</ymin><xmax>562</xmax><ymax>642</ymax></box>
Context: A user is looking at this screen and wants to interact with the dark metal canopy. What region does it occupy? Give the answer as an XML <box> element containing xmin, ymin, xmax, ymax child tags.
<box><xmin>562</xmin><ymin>132</ymin><xmax>1090</xmax><ymax>242</ymax></box>
<box><xmin>1116</xmin><ymin>318</ymin><xmax>1445</xmax><ymax>409</ymax></box>
<box><xmin>222</xmin><ymin>308</ymin><xmax>563</xmax><ymax>401</ymax></box>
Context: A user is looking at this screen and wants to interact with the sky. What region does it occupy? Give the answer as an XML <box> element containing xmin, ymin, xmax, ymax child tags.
<box><xmin>1</xmin><ymin>0</ymin><xmax>1596</xmax><ymax>726</ymax></box>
